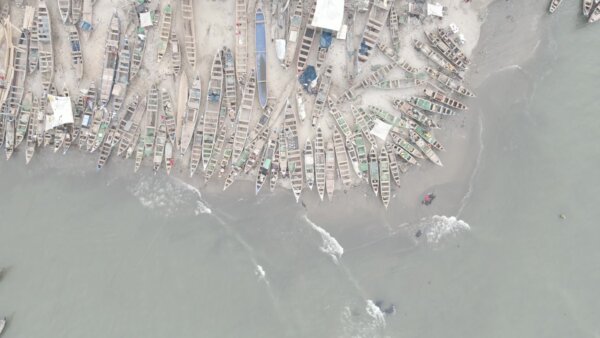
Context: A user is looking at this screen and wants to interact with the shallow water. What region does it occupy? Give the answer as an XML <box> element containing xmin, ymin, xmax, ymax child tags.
<box><xmin>1</xmin><ymin>1</ymin><xmax>600</xmax><ymax>337</ymax></box>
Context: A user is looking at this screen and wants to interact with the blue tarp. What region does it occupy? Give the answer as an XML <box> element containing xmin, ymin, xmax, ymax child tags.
<box><xmin>320</xmin><ymin>31</ymin><xmax>333</xmax><ymax>49</ymax></box>
<box><xmin>359</xmin><ymin>40</ymin><xmax>370</xmax><ymax>56</ymax></box>
<box><xmin>299</xmin><ymin>66</ymin><xmax>317</xmax><ymax>90</ymax></box>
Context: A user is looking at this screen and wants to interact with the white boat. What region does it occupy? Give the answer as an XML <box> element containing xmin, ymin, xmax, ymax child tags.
<box><xmin>314</xmin><ymin>127</ymin><xmax>326</xmax><ymax>201</ymax></box>
<box><xmin>304</xmin><ymin>138</ymin><xmax>314</xmax><ymax>190</ymax></box>
<box><xmin>179</xmin><ymin>74</ymin><xmax>201</xmax><ymax>156</ymax></box>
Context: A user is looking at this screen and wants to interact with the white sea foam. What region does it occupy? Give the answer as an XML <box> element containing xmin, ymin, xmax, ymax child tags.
<box><xmin>422</xmin><ymin>215</ymin><xmax>471</xmax><ymax>245</ymax></box>
<box><xmin>365</xmin><ymin>300</ymin><xmax>386</xmax><ymax>329</ymax></box>
<box><xmin>340</xmin><ymin>301</ymin><xmax>388</xmax><ymax>338</ymax></box>
<box><xmin>304</xmin><ymin>215</ymin><xmax>344</xmax><ymax>264</ymax></box>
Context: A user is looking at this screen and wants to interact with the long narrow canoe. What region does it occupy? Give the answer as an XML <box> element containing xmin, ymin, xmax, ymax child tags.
<box><xmin>255</xmin><ymin>5</ymin><xmax>268</xmax><ymax>109</ymax></box>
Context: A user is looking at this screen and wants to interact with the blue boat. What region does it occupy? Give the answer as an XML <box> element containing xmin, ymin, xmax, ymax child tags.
<box><xmin>255</xmin><ymin>5</ymin><xmax>268</xmax><ymax>109</ymax></box>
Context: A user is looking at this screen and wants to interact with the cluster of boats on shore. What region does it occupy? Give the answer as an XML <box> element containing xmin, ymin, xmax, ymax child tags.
<box><xmin>0</xmin><ymin>0</ymin><xmax>476</xmax><ymax>208</ymax></box>
<box><xmin>548</xmin><ymin>0</ymin><xmax>600</xmax><ymax>22</ymax></box>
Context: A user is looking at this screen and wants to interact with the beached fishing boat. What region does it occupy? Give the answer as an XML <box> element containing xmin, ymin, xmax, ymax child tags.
<box><xmin>295</xmin><ymin>1</ymin><xmax>317</xmax><ymax>73</ymax></box>
<box><xmin>325</xmin><ymin>139</ymin><xmax>335</xmax><ymax>201</ymax></box>
<box><xmin>376</xmin><ymin>42</ymin><xmax>419</xmax><ymax>74</ymax></box>
<box><xmin>256</xmin><ymin>129</ymin><xmax>277</xmax><ymax>194</ymax></box>
<box><xmin>415</xmin><ymin>125</ymin><xmax>445</xmax><ymax>151</ymax></box>
<box><xmin>28</xmin><ymin>12</ymin><xmax>39</xmax><ymax>73</ymax></box>
<box><xmin>67</xmin><ymin>25</ymin><xmax>83</xmax><ymax>80</ymax></box>
<box><xmin>357</xmin><ymin>0</ymin><xmax>390</xmax><ymax>67</ymax></box>
<box><xmin>117</xmin><ymin>96</ymin><xmax>146</xmax><ymax>157</ymax></box>
<box><xmin>235</xmin><ymin>0</ymin><xmax>248</xmax><ymax>84</ymax></box>
<box><xmin>15</xmin><ymin>91</ymin><xmax>32</xmax><ymax>148</ymax></box>
<box><xmin>99</xmin><ymin>12</ymin><xmax>120</xmax><ymax>107</ymax></box>
<box><xmin>164</xmin><ymin>141</ymin><xmax>174</xmax><ymax>174</ymax></box>
<box><xmin>111</xmin><ymin>37</ymin><xmax>131</xmax><ymax>114</ymax></box>
<box><xmin>78</xmin><ymin>83</ymin><xmax>96</xmax><ymax>148</ymax></box>
<box><xmin>269</xmin><ymin>136</ymin><xmax>280</xmax><ymax>191</ymax></box>
<box><xmin>425</xmin><ymin>31</ymin><xmax>468</xmax><ymax>70</ymax></box>
<box><xmin>71</xmin><ymin>0</ymin><xmax>82</xmax><ymax>23</ymax></box>
<box><xmin>389</xmin><ymin>132</ymin><xmax>424</xmax><ymax>159</ymax></box>
<box><xmin>328</xmin><ymin>97</ymin><xmax>352</xmax><ymax>138</ymax></box>
<box><xmin>372</xmin><ymin>79</ymin><xmax>423</xmax><ymax>90</ymax></box>
<box><xmin>232</xmin><ymin>69</ymin><xmax>255</xmax><ymax>163</ymax></box>
<box><xmin>424</xmin><ymin>66</ymin><xmax>475</xmax><ymax>97</ymax></box>
<box><xmin>189</xmin><ymin>119</ymin><xmax>203</xmax><ymax>177</ymax></box>
<box><xmin>202</xmin><ymin>50</ymin><xmax>224</xmax><ymax>170</ymax></box>
<box><xmin>218</xmin><ymin>132</ymin><xmax>234</xmax><ymax>177</ymax></box>
<box><xmin>204</xmin><ymin>124</ymin><xmax>226</xmax><ymax>182</ymax></box>
<box><xmin>4</xmin><ymin>115</ymin><xmax>15</xmax><ymax>160</ymax></box>
<box><xmin>423</xmin><ymin>88</ymin><xmax>468</xmax><ymax>110</ymax></box>
<box><xmin>0</xmin><ymin>316</ymin><xmax>6</xmax><ymax>335</ymax></box>
<box><xmin>221</xmin><ymin>48</ymin><xmax>237</xmax><ymax>121</ymax></box>
<box><xmin>388</xmin><ymin>2</ymin><xmax>400</xmax><ymax>52</ymax></box>
<box><xmin>58</xmin><ymin>0</ymin><xmax>71</xmax><ymax>24</ymax></box>
<box><xmin>0</xmin><ymin>116</ymin><xmax>5</xmax><ymax>149</ymax></box>
<box><xmin>413</xmin><ymin>39</ymin><xmax>456</xmax><ymax>74</ymax></box>
<box><xmin>368</xmin><ymin>147</ymin><xmax>379</xmax><ymax>196</ymax></box>
<box><xmin>170</xmin><ymin>33</ymin><xmax>181</xmax><ymax>75</ymax></box>
<box><xmin>386</xmin><ymin>140</ymin><xmax>419</xmax><ymax>166</ymax></box>
<box><xmin>153</xmin><ymin>123</ymin><xmax>166</xmax><ymax>172</ymax></box>
<box><xmin>583</xmin><ymin>0</ymin><xmax>594</xmax><ymax>16</ymax></box>
<box><xmin>130</xmin><ymin>29</ymin><xmax>145</xmax><ymax>80</ymax></box>
<box><xmin>350</xmin><ymin>105</ymin><xmax>377</xmax><ymax>146</ymax></box>
<box><xmin>243</xmin><ymin>127</ymin><xmax>269</xmax><ymax>174</ymax></box>
<box><xmin>85</xmin><ymin>105</ymin><xmax>103</xmax><ymax>151</ymax></box>
<box><xmin>436</xmin><ymin>28</ymin><xmax>471</xmax><ymax>66</ymax></box>
<box><xmin>255</xmin><ymin>4</ymin><xmax>268</xmax><ymax>109</ymax></box>
<box><xmin>314</xmin><ymin>127</ymin><xmax>325</xmax><ymax>200</ymax></box>
<box><xmin>409</xmin><ymin>129</ymin><xmax>443</xmax><ymax>167</ymax></box>
<box><xmin>37</xmin><ymin>0</ymin><xmax>54</xmax><ymax>90</ymax></box>
<box><xmin>158</xmin><ymin>88</ymin><xmax>177</xmax><ymax>143</ymax></box>
<box><xmin>391</xmin><ymin>99</ymin><xmax>439</xmax><ymax>129</ymax></box>
<box><xmin>157</xmin><ymin>2</ymin><xmax>172</xmax><ymax>62</ymax></box>
<box><xmin>181</xmin><ymin>0</ymin><xmax>196</xmax><ymax>67</ymax></box>
<box><xmin>345</xmin><ymin>138</ymin><xmax>360</xmax><ymax>179</ymax></box>
<box><xmin>338</xmin><ymin>62</ymin><xmax>396</xmax><ymax>104</ymax></box>
<box><xmin>333</xmin><ymin>128</ymin><xmax>353</xmax><ymax>187</ymax></box>
<box><xmin>89</xmin><ymin>109</ymin><xmax>110</xmax><ymax>153</ymax></box>
<box><xmin>409</xmin><ymin>96</ymin><xmax>456</xmax><ymax>116</ymax></box>
<box><xmin>353</xmin><ymin>131</ymin><xmax>369</xmax><ymax>180</ymax></box>
<box><xmin>134</xmin><ymin>135</ymin><xmax>144</xmax><ymax>171</ymax></box>
<box><xmin>142</xmin><ymin>85</ymin><xmax>159</xmax><ymax>159</ymax></box>
<box><xmin>283</xmin><ymin>0</ymin><xmax>303</xmax><ymax>67</ymax></box>
<box><xmin>311</xmin><ymin>65</ymin><xmax>333</xmax><ymax>126</ymax></box>
<box><xmin>277</xmin><ymin>126</ymin><xmax>288</xmax><ymax>178</ymax></box>
<box><xmin>97</xmin><ymin>124</ymin><xmax>117</xmax><ymax>169</ymax></box>
<box><xmin>284</xmin><ymin>99</ymin><xmax>303</xmax><ymax>202</ymax></box>
<box><xmin>179</xmin><ymin>74</ymin><xmax>201</xmax><ymax>156</ymax></box>
<box><xmin>588</xmin><ymin>2</ymin><xmax>600</xmax><ymax>23</ymax></box>
<box><xmin>34</xmin><ymin>95</ymin><xmax>45</xmax><ymax>147</ymax></box>
<box><xmin>304</xmin><ymin>138</ymin><xmax>314</xmax><ymax>190</ymax></box>
<box><xmin>385</xmin><ymin>143</ymin><xmax>401</xmax><ymax>187</ymax></box>
<box><xmin>176</xmin><ymin>72</ymin><xmax>188</xmax><ymax>148</ymax></box>
<box><xmin>379</xmin><ymin>147</ymin><xmax>391</xmax><ymax>208</ymax></box>
<box><xmin>25</xmin><ymin>101</ymin><xmax>36</xmax><ymax>164</ymax></box>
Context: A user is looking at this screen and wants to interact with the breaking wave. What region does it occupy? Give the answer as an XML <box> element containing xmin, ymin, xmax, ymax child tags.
<box><xmin>340</xmin><ymin>300</ymin><xmax>388</xmax><ymax>338</ymax></box>
<box><xmin>421</xmin><ymin>215</ymin><xmax>471</xmax><ymax>245</ymax></box>
<box><xmin>365</xmin><ymin>300</ymin><xmax>386</xmax><ymax>329</ymax></box>
<box><xmin>304</xmin><ymin>215</ymin><xmax>344</xmax><ymax>264</ymax></box>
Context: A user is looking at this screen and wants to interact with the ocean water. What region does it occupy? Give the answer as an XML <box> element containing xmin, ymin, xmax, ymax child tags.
<box><xmin>1</xmin><ymin>1</ymin><xmax>600</xmax><ymax>337</ymax></box>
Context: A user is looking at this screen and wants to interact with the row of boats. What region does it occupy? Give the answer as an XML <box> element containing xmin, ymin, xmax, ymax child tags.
<box><xmin>549</xmin><ymin>0</ymin><xmax>600</xmax><ymax>23</ymax></box>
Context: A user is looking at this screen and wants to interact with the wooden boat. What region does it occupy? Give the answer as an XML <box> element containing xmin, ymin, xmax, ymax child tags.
<box><xmin>4</xmin><ymin>115</ymin><xmax>15</xmax><ymax>160</ymax></box>
<box><xmin>338</xmin><ymin>62</ymin><xmax>396</xmax><ymax>104</ymax></box>
<box><xmin>333</xmin><ymin>128</ymin><xmax>352</xmax><ymax>187</ymax></box>
<box><xmin>325</xmin><ymin>139</ymin><xmax>335</xmax><ymax>201</ymax></box>
<box><xmin>372</xmin><ymin>79</ymin><xmax>422</xmax><ymax>90</ymax></box>
<box><xmin>409</xmin><ymin>129</ymin><xmax>443</xmax><ymax>167</ymax></box>
<box><xmin>85</xmin><ymin>106</ymin><xmax>104</xmax><ymax>151</ymax></box>
<box><xmin>368</xmin><ymin>105</ymin><xmax>407</xmax><ymax>129</ymax></box>
<box><xmin>379</xmin><ymin>147</ymin><xmax>391</xmax><ymax>208</ymax></box>
<box><xmin>314</xmin><ymin>127</ymin><xmax>325</xmax><ymax>200</ymax></box>
<box><xmin>388</xmin><ymin>2</ymin><xmax>400</xmax><ymax>52</ymax></box>
<box><xmin>390</xmin><ymin>132</ymin><xmax>424</xmax><ymax>159</ymax></box>
<box><xmin>219</xmin><ymin>132</ymin><xmax>234</xmax><ymax>177</ymax></box>
<box><xmin>15</xmin><ymin>91</ymin><xmax>32</xmax><ymax>148</ymax></box>
<box><xmin>232</xmin><ymin>69</ymin><xmax>255</xmax><ymax>163</ymax></box>
<box><xmin>256</xmin><ymin>129</ymin><xmax>277</xmax><ymax>194</ymax></box>
<box><xmin>284</xmin><ymin>99</ymin><xmax>303</xmax><ymax>202</ymax></box>
<box><xmin>386</xmin><ymin>140</ymin><xmax>419</xmax><ymax>166</ymax></box>
<box><xmin>125</xmin><ymin>129</ymin><xmax>139</xmax><ymax>159</ymax></box>
<box><xmin>223</xmin><ymin>127</ymin><xmax>262</xmax><ymax>190</ymax></box>
<box><xmin>304</xmin><ymin>138</ymin><xmax>314</xmax><ymax>190</ymax></box>
<box><xmin>368</xmin><ymin>147</ymin><xmax>379</xmax><ymax>196</ymax></box>
<box><xmin>181</xmin><ymin>0</ymin><xmax>197</xmax><ymax>67</ymax></box>
<box><xmin>130</xmin><ymin>30</ymin><xmax>145</xmax><ymax>80</ymax></box>
<box><xmin>134</xmin><ymin>134</ymin><xmax>144</xmax><ymax>172</ymax></box>
<box><xmin>189</xmin><ymin>118</ymin><xmax>203</xmax><ymax>177</ymax></box>
<box><xmin>111</xmin><ymin>37</ymin><xmax>131</xmax><ymax>114</ymax></box>
<box><xmin>68</xmin><ymin>25</ymin><xmax>83</xmax><ymax>80</ymax></box>
<box><xmin>58</xmin><ymin>0</ymin><xmax>71</xmax><ymax>24</ymax></box>
<box><xmin>269</xmin><ymin>135</ymin><xmax>280</xmax><ymax>191</ymax></box>
<box><xmin>37</xmin><ymin>0</ymin><xmax>54</xmax><ymax>90</ymax></box>
<box><xmin>204</xmin><ymin>124</ymin><xmax>226</xmax><ymax>182</ymax></box>
<box><xmin>386</xmin><ymin>143</ymin><xmax>402</xmax><ymax>187</ymax></box>
<box><xmin>0</xmin><ymin>316</ymin><xmax>6</xmax><ymax>335</ymax></box>
<box><xmin>243</xmin><ymin>127</ymin><xmax>269</xmax><ymax>174</ymax></box>
<box><xmin>78</xmin><ymin>83</ymin><xmax>95</xmax><ymax>148</ymax></box>
<box><xmin>157</xmin><ymin>2</ymin><xmax>172</xmax><ymax>62</ymax></box>
<box><xmin>170</xmin><ymin>33</ymin><xmax>181</xmax><ymax>75</ymax></box>
<box><xmin>435</xmin><ymin>28</ymin><xmax>471</xmax><ymax>67</ymax></box>
<box><xmin>34</xmin><ymin>95</ymin><xmax>46</xmax><ymax>147</ymax></box>
<box><xmin>409</xmin><ymin>97</ymin><xmax>456</xmax><ymax>116</ymax></box>
<box><xmin>90</xmin><ymin>110</ymin><xmax>110</xmax><ymax>153</ymax></box>
<box><xmin>424</xmin><ymin>66</ymin><xmax>475</xmax><ymax>97</ymax></box>
<box><xmin>345</xmin><ymin>138</ymin><xmax>360</xmax><ymax>179</ymax></box>
<box><xmin>159</xmin><ymin>89</ymin><xmax>176</xmax><ymax>151</ymax></box>
<box><xmin>117</xmin><ymin>96</ymin><xmax>146</xmax><ymax>157</ymax></box>
<box><xmin>295</xmin><ymin>0</ymin><xmax>317</xmax><ymax>73</ymax></box>
<box><xmin>175</xmin><ymin>72</ymin><xmax>188</xmax><ymax>147</ymax></box>
<box><xmin>0</xmin><ymin>116</ymin><xmax>5</xmax><ymax>149</ymax></box>
<box><xmin>71</xmin><ymin>0</ymin><xmax>82</xmax><ymax>23</ymax></box>
<box><xmin>283</xmin><ymin>0</ymin><xmax>303</xmax><ymax>68</ymax></box>
<box><xmin>277</xmin><ymin>126</ymin><xmax>287</xmax><ymax>178</ymax></box>
<box><xmin>153</xmin><ymin>123</ymin><xmax>167</xmax><ymax>172</ymax></box>
<box><xmin>97</xmin><ymin>124</ymin><xmax>117</xmax><ymax>170</ymax></box>
<box><xmin>164</xmin><ymin>141</ymin><xmax>174</xmax><ymax>174</ymax></box>
<box><xmin>255</xmin><ymin>4</ymin><xmax>268</xmax><ymax>109</ymax></box>
<box><xmin>99</xmin><ymin>12</ymin><xmax>120</xmax><ymax>107</ymax></box>
<box><xmin>425</xmin><ymin>31</ymin><xmax>468</xmax><ymax>70</ymax></box>
<box><xmin>423</xmin><ymin>88</ymin><xmax>467</xmax><ymax>110</ymax></box>
<box><xmin>180</xmin><ymin>74</ymin><xmax>201</xmax><ymax>156</ymax></box>
<box><xmin>353</xmin><ymin>131</ymin><xmax>369</xmax><ymax>180</ymax></box>
<box><xmin>28</xmin><ymin>12</ymin><xmax>39</xmax><ymax>73</ymax></box>
<box><xmin>223</xmin><ymin>47</ymin><xmax>237</xmax><ymax>121</ymax></box>
<box><xmin>376</xmin><ymin>41</ymin><xmax>420</xmax><ymax>74</ymax></box>
<box><xmin>350</xmin><ymin>105</ymin><xmax>377</xmax><ymax>146</ymax></box>
<box><xmin>583</xmin><ymin>0</ymin><xmax>594</xmax><ymax>16</ymax></box>
<box><xmin>42</xmin><ymin>87</ymin><xmax>55</xmax><ymax>147</ymax></box>
<box><xmin>8</xmin><ymin>29</ymin><xmax>28</xmax><ymax>111</ymax></box>
<box><xmin>328</xmin><ymin>97</ymin><xmax>352</xmax><ymax>138</ymax></box>
<box><xmin>311</xmin><ymin>65</ymin><xmax>333</xmax><ymax>126</ymax></box>
<box><xmin>202</xmin><ymin>50</ymin><xmax>224</xmax><ymax>170</ymax></box>
<box><xmin>234</xmin><ymin>0</ymin><xmax>248</xmax><ymax>84</ymax></box>
<box><xmin>415</xmin><ymin>125</ymin><xmax>444</xmax><ymax>151</ymax></box>
<box><xmin>412</xmin><ymin>39</ymin><xmax>456</xmax><ymax>74</ymax></box>
<box><xmin>25</xmin><ymin>99</ymin><xmax>36</xmax><ymax>164</ymax></box>
<box><xmin>357</xmin><ymin>0</ymin><xmax>390</xmax><ymax>66</ymax></box>
<box><xmin>391</xmin><ymin>99</ymin><xmax>439</xmax><ymax>129</ymax></box>
<box><xmin>588</xmin><ymin>2</ymin><xmax>600</xmax><ymax>23</ymax></box>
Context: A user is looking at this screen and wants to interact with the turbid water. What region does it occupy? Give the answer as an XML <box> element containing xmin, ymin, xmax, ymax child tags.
<box><xmin>1</xmin><ymin>1</ymin><xmax>599</xmax><ymax>337</ymax></box>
